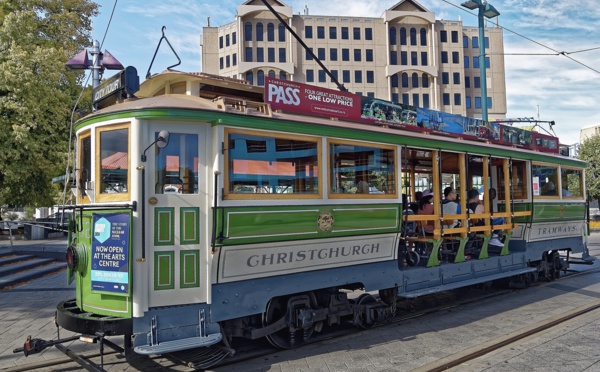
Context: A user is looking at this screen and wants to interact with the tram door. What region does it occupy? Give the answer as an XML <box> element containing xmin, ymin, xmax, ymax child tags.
<box><xmin>146</xmin><ymin>124</ymin><xmax>210</xmax><ymax>307</ymax></box>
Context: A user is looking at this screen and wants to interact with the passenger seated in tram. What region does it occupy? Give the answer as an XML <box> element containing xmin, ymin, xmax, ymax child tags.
<box><xmin>467</xmin><ymin>189</ymin><xmax>503</xmax><ymax>247</ymax></box>
<box><xmin>442</xmin><ymin>187</ymin><xmax>461</xmax><ymax>229</ymax></box>
<box><xmin>418</xmin><ymin>189</ymin><xmax>435</xmax><ymax>235</ymax></box>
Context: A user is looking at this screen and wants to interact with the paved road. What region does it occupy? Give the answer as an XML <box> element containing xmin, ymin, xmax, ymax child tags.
<box><xmin>1</xmin><ymin>235</ymin><xmax>599</xmax><ymax>371</ymax></box>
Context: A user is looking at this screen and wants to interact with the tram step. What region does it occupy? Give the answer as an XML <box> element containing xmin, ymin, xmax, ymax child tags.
<box><xmin>0</xmin><ymin>260</ymin><xmax>66</xmax><ymax>290</ymax></box>
<box><xmin>134</xmin><ymin>333</ymin><xmax>223</xmax><ymax>355</ymax></box>
<box><xmin>0</xmin><ymin>254</ymin><xmax>36</xmax><ymax>267</ymax></box>
<box><xmin>0</xmin><ymin>257</ymin><xmax>55</xmax><ymax>276</ymax></box>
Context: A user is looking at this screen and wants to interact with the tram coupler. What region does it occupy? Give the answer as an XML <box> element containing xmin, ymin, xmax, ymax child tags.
<box><xmin>13</xmin><ymin>334</ymin><xmax>80</xmax><ymax>356</ymax></box>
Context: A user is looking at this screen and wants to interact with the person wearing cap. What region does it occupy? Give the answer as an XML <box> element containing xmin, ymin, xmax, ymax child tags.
<box><xmin>418</xmin><ymin>189</ymin><xmax>435</xmax><ymax>234</ymax></box>
<box><xmin>467</xmin><ymin>189</ymin><xmax>503</xmax><ymax>247</ymax></box>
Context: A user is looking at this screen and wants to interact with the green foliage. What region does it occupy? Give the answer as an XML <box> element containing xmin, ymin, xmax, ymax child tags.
<box><xmin>0</xmin><ymin>0</ymin><xmax>98</xmax><ymax>207</ymax></box>
<box><xmin>578</xmin><ymin>134</ymin><xmax>600</xmax><ymax>204</ymax></box>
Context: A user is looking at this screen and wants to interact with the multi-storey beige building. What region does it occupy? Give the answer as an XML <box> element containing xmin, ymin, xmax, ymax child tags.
<box><xmin>202</xmin><ymin>0</ymin><xmax>507</xmax><ymax>119</ymax></box>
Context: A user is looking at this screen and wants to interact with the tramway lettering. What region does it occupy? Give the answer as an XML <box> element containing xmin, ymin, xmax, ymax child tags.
<box><xmin>247</xmin><ymin>243</ymin><xmax>380</xmax><ymax>267</ymax></box>
<box><xmin>536</xmin><ymin>224</ymin><xmax>580</xmax><ymax>236</ymax></box>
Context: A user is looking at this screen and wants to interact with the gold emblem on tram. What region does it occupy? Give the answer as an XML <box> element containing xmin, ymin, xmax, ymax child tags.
<box><xmin>317</xmin><ymin>210</ymin><xmax>334</xmax><ymax>232</ymax></box>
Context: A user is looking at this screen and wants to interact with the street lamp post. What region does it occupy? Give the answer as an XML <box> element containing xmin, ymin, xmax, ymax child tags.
<box><xmin>461</xmin><ymin>0</ymin><xmax>500</xmax><ymax>123</ymax></box>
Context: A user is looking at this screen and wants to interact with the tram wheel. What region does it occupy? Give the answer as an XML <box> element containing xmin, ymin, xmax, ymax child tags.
<box><xmin>355</xmin><ymin>293</ymin><xmax>378</xmax><ymax>329</ymax></box>
<box><xmin>407</xmin><ymin>250</ymin><xmax>420</xmax><ymax>266</ymax></box>
<box><xmin>378</xmin><ymin>288</ymin><xmax>397</xmax><ymax>306</ymax></box>
<box><xmin>263</xmin><ymin>293</ymin><xmax>316</xmax><ymax>349</ymax></box>
<box><xmin>548</xmin><ymin>252</ymin><xmax>561</xmax><ymax>281</ymax></box>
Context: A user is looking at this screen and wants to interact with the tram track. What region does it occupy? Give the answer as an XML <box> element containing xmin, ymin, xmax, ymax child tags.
<box><xmin>5</xmin><ymin>267</ymin><xmax>599</xmax><ymax>372</ymax></box>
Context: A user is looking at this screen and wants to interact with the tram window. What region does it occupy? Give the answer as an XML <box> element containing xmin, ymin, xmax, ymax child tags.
<box><xmin>498</xmin><ymin>160</ymin><xmax>528</xmax><ymax>200</ymax></box>
<box><xmin>329</xmin><ymin>141</ymin><xmax>396</xmax><ymax>196</ymax></box>
<box><xmin>532</xmin><ymin>163</ymin><xmax>559</xmax><ymax>197</ymax></box>
<box><xmin>561</xmin><ymin>167</ymin><xmax>583</xmax><ymax>198</ymax></box>
<box><xmin>97</xmin><ymin>125</ymin><xmax>129</xmax><ymax>200</ymax></box>
<box><xmin>225</xmin><ymin>130</ymin><xmax>321</xmax><ymax>198</ymax></box>
<box><xmin>78</xmin><ymin>131</ymin><xmax>91</xmax><ymax>203</ymax></box>
<box><xmin>155</xmin><ymin>133</ymin><xmax>198</xmax><ymax>194</ymax></box>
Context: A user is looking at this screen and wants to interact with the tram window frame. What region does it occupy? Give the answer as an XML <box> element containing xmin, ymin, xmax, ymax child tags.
<box><xmin>77</xmin><ymin>130</ymin><xmax>92</xmax><ymax>204</ymax></box>
<box><xmin>224</xmin><ymin>128</ymin><xmax>322</xmax><ymax>200</ymax></box>
<box><xmin>95</xmin><ymin>123</ymin><xmax>131</xmax><ymax>203</ymax></box>
<box><xmin>560</xmin><ymin>166</ymin><xmax>584</xmax><ymax>199</ymax></box>
<box><xmin>154</xmin><ymin>132</ymin><xmax>199</xmax><ymax>195</ymax></box>
<box><xmin>497</xmin><ymin>159</ymin><xmax>528</xmax><ymax>200</ymax></box>
<box><xmin>532</xmin><ymin>162</ymin><xmax>559</xmax><ymax>198</ymax></box>
<box><xmin>328</xmin><ymin>139</ymin><xmax>397</xmax><ymax>199</ymax></box>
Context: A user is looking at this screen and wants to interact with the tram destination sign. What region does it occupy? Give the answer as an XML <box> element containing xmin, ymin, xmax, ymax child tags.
<box><xmin>92</xmin><ymin>66</ymin><xmax>140</xmax><ymax>110</ymax></box>
<box><xmin>91</xmin><ymin>212</ymin><xmax>131</xmax><ymax>295</ymax></box>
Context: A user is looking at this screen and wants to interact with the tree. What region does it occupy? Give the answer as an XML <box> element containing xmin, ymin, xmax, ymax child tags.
<box><xmin>0</xmin><ymin>0</ymin><xmax>98</xmax><ymax>207</ymax></box>
<box><xmin>578</xmin><ymin>134</ymin><xmax>600</xmax><ymax>207</ymax></box>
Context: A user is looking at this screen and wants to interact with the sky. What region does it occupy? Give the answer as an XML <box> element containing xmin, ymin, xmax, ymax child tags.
<box><xmin>91</xmin><ymin>0</ymin><xmax>600</xmax><ymax>146</ymax></box>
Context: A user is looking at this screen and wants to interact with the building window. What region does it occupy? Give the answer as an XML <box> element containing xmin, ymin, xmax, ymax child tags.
<box><xmin>331</xmin><ymin>70</ymin><xmax>338</xmax><ymax>81</ymax></box>
<box><xmin>412</xmin><ymin>73</ymin><xmax>419</xmax><ymax>88</ymax></box>
<box><xmin>451</xmin><ymin>30</ymin><xmax>458</xmax><ymax>43</ymax></box>
<box><xmin>365</xmin><ymin>27</ymin><xmax>373</xmax><ymax>40</ymax></box>
<box><xmin>354</xmin><ymin>49</ymin><xmax>361</xmax><ymax>61</ymax></box>
<box><xmin>423</xmin><ymin>94</ymin><xmax>430</xmax><ymax>108</ymax></box>
<box><xmin>410</xmin><ymin>27</ymin><xmax>417</xmax><ymax>45</ymax></box>
<box><xmin>389</xmin><ymin>27</ymin><xmax>397</xmax><ymax>45</ymax></box>
<box><xmin>442</xmin><ymin>72</ymin><xmax>449</xmax><ymax>84</ymax></box>
<box><xmin>306</xmin><ymin>48</ymin><xmax>313</xmax><ymax>60</ymax></box>
<box><xmin>401</xmin><ymin>51</ymin><xmax>407</xmax><ymax>65</ymax></box>
<box><xmin>475</xmin><ymin>96</ymin><xmax>481</xmax><ymax>108</ymax></box>
<box><xmin>342</xmin><ymin>70</ymin><xmax>350</xmax><ymax>83</ymax></box>
<box><xmin>420</xmin><ymin>28</ymin><xmax>427</xmax><ymax>46</ymax></box>
<box><xmin>353</xmin><ymin>27</ymin><xmax>360</xmax><ymax>40</ymax></box>
<box><xmin>440</xmin><ymin>30</ymin><xmax>447</xmax><ymax>42</ymax></box>
<box><xmin>401</xmin><ymin>73</ymin><xmax>408</xmax><ymax>88</ymax></box>
<box><xmin>464</xmin><ymin>56</ymin><xmax>469</xmax><ymax>68</ymax></box>
<box><xmin>452</xmin><ymin>51</ymin><xmax>459</xmax><ymax>64</ymax></box>
<box><xmin>485</xmin><ymin>57</ymin><xmax>490</xmax><ymax>68</ymax></box>
<box><xmin>268</xmin><ymin>70</ymin><xmax>275</xmax><ymax>78</ymax></box>
<box><xmin>367</xmin><ymin>92</ymin><xmax>374</xmax><ymax>98</ymax></box>
<box><xmin>473</xmin><ymin>36</ymin><xmax>479</xmax><ymax>48</ymax></box>
<box><xmin>318</xmin><ymin>70</ymin><xmax>326</xmax><ymax>82</ymax></box>
<box><xmin>422</xmin><ymin>73</ymin><xmax>429</xmax><ymax>88</ymax></box>
<box><xmin>400</xmin><ymin>27</ymin><xmax>407</xmax><ymax>45</ymax></box>
<box><xmin>454</xmin><ymin>93</ymin><xmax>461</xmax><ymax>105</ymax></box>
<box><xmin>257</xmin><ymin>70</ymin><xmax>265</xmax><ymax>86</ymax></box>
<box><xmin>267</xmin><ymin>23</ymin><xmax>275</xmax><ymax>41</ymax></box>
<box><xmin>453</xmin><ymin>72</ymin><xmax>460</xmax><ymax>84</ymax></box>
<box><xmin>245</xmin><ymin>47</ymin><xmax>252</xmax><ymax>62</ymax></box>
<box><xmin>226</xmin><ymin>34</ymin><xmax>230</xmax><ymax>47</ymax></box>
<box><xmin>219</xmin><ymin>36</ymin><xmax>223</xmax><ymax>49</ymax></box>
<box><xmin>466</xmin><ymin>96</ymin><xmax>471</xmax><ymax>108</ymax></box>
<box><xmin>402</xmin><ymin>93</ymin><xmax>409</xmax><ymax>105</ymax></box>
<box><xmin>268</xmin><ymin>47</ymin><xmax>275</xmax><ymax>62</ymax></box>
<box><xmin>366</xmin><ymin>70</ymin><xmax>374</xmax><ymax>83</ymax></box>
<box><xmin>305</xmin><ymin>25</ymin><xmax>313</xmax><ymax>38</ymax></box>
<box><xmin>487</xmin><ymin>97</ymin><xmax>492</xmax><ymax>109</ymax></box>
<box><xmin>317</xmin><ymin>26</ymin><xmax>325</xmax><ymax>39</ymax></box>
<box><xmin>256</xmin><ymin>23</ymin><xmax>263</xmax><ymax>41</ymax></box>
<box><xmin>392</xmin><ymin>93</ymin><xmax>399</xmax><ymax>103</ymax></box>
<box><xmin>421</xmin><ymin>51</ymin><xmax>428</xmax><ymax>66</ymax></box>
<box><xmin>341</xmin><ymin>27</ymin><xmax>349</xmax><ymax>39</ymax></box>
<box><xmin>245</xmin><ymin>22</ymin><xmax>252</xmax><ymax>41</ymax></box>
<box><xmin>473</xmin><ymin>56</ymin><xmax>479</xmax><ymax>68</ymax></box>
<box><xmin>232</xmin><ymin>53</ymin><xmax>237</xmax><ymax>66</ymax></box>
<box><xmin>330</xmin><ymin>48</ymin><xmax>338</xmax><ymax>61</ymax></box>
<box><xmin>279</xmin><ymin>48</ymin><xmax>286</xmax><ymax>62</ymax></box>
<box><xmin>391</xmin><ymin>74</ymin><xmax>399</xmax><ymax>87</ymax></box>
<box><xmin>441</xmin><ymin>51</ymin><xmax>448</xmax><ymax>63</ymax></box>
<box><xmin>330</xmin><ymin>26</ymin><xmax>337</xmax><ymax>39</ymax></box>
<box><xmin>412</xmin><ymin>94</ymin><xmax>419</xmax><ymax>107</ymax></box>
<box><xmin>219</xmin><ymin>57</ymin><xmax>223</xmax><ymax>69</ymax></box>
<box><xmin>474</xmin><ymin>76</ymin><xmax>480</xmax><ymax>88</ymax></box>
<box><xmin>279</xmin><ymin>72</ymin><xmax>287</xmax><ymax>80</ymax></box>
<box><xmin>232</xmin><ymin>32</ymin><xmax>237</xmax><ymax>44</ymax></box>
<box><xmin>366</xmin><ymin>49</ymin><xmax>373</xmax><ymax>62</ymax></box>
<box><xmin>355</xmin><ymin>70</ymin><xmax>362</xmax><ymax>83</ymax></box>
<box><xmin>443</xmin><ymin>93</ymin><xmax>450</xmax><ymax>105</ymax></box>
<box><xmin>306</xmin><ymin>69</ymin><xmax>314</xmax><ymax>82</ymax></box>
<box><xmin>256</xmin><ymin>47</ymin><xmax>264</xmax><ymax>62</ymax></box>
<box><xmin>411</xmin><ymin>51</ymin><xmax>417</xmax><ymax>65</ymax></box>
<box><xmin>318</xmin><ymin>47</ymin><xmax>326</xmax><ymax>60</ymax></box>
<box><xmin>278</xmin><ymin>23</ymin><xmax>285</xmax><ymax>41</ymax></box>
<box><xmin>246</xmin><ymin>71</ymin><xmax>253</xmax><ymax>85</ymax></box>
<box><xmin>484</xmin><ymin>37</ymin><xmax>489</xmax><ymax>48</ymax></box>
<box><xmin>463</xmin><ymin>35</ymin><xmax>468</xmax><ymax>48</ymax></box>
<box><xmin>390</xmin><ymin>51</ymin><xmax>397</xmax><ymax>65</ymax></box>
<box><xmin>465</xmin><ymin>76</ymin><xmax>470</xmax><ymax>88</ymax></box>
<box><xmin>226</xmin><ymin>55</ymin><xmax>230</xmax><ymax>68</ymax></box>
<box><xmin>342</xmin><ymin>48</ymin><xmax>350</xmax><ymax>61</ymax></box>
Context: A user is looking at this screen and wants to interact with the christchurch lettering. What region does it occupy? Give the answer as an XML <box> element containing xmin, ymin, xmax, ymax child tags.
<box><xmin>246</xmin><ymin>244</ymin><xmax>380</xmax><ymax>267</ymax></box>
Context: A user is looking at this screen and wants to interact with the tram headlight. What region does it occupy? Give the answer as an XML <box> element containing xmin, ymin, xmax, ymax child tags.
<box><xmin>66</xmin><ymin>243</ymin><xmax>87</xmax><ymax>273</ymax></box>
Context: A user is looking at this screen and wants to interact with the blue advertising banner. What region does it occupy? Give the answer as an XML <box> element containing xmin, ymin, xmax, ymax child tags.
<box><xmin>91</xmin><ymin>213</ymin><xmax>130</xmax><ymax>295</ymax></box>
